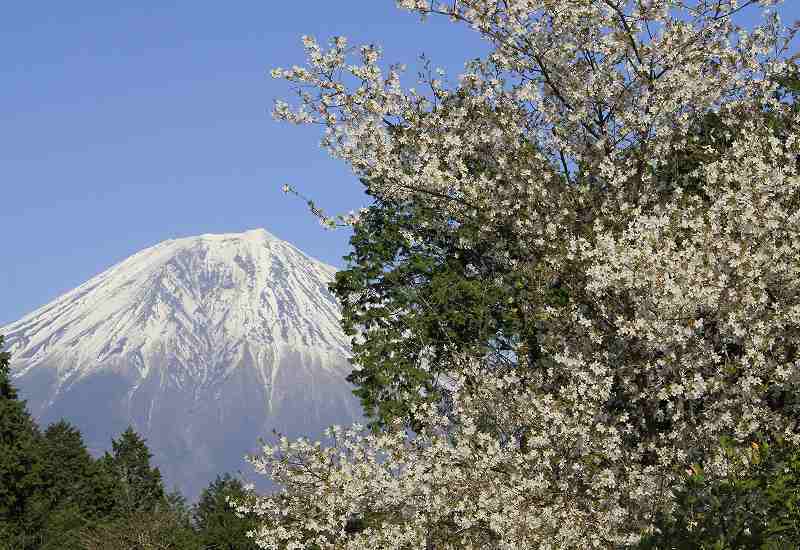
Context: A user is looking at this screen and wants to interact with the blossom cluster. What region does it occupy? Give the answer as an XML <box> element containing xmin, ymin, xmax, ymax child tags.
<box><xmin>233</xmin><ymin>360</ymin><xmax>660</xmax><ymax>548</ymax></box>
<box><xmin>237</xmin><ymin>1</ymin><xmax>800</xmax><ymax>547</ymax></box>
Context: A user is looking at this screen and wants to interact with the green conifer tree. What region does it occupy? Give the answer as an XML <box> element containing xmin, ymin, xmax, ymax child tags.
<box><xmin>0</xmin><ymin>335</ymin><xmax>45</xmax><ymax>550</ymax></box>
<box><xmin>100</xmin><ymin>426</ymin><xmax>165</xmax><ymax>517</ymax></box>
<box><xmin>25</xmin><ymin>420</ymin><xmax>119</xmax><ymax>549</ymax></box>
<box><xmin>42</xmin><ymin>421</ymin><xmax>116</xmax><ymax>517</ymax></box>
<box><xmin>194</xmin><ymin>473</ymin><xmax>259</xmax><ymax>550</ymax></box>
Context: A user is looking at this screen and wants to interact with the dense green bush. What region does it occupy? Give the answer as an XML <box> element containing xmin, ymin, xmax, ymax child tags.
<box><xmin>635</xmin><ymin>437</ymin><xmax>800</xmax><ymax>550</ymax></box>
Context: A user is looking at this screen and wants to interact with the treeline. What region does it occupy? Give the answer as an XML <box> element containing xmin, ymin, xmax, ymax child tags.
<box><xmin>0</xmin><ymin>335</ymin><xmax>259</xmax><ymax>550</ymax></box>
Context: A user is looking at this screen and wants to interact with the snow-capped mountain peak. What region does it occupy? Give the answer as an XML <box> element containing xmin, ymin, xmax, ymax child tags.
<box><xmin>4</xmin><ymin>228</ymin><xmax>347</xmax><ymax>383</ymax></box>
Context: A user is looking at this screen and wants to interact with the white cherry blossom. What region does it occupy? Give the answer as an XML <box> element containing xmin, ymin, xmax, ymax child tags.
<box><xmin>238</xmin><ymin>1</ymin><xmax>800</xmax><ymax>548</ymax></box>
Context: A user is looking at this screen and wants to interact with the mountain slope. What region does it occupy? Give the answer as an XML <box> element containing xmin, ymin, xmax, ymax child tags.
<box><xmin>1</xmin><ymin>228</ymin><xmax>362</xmax><ymax>500</ymax></box>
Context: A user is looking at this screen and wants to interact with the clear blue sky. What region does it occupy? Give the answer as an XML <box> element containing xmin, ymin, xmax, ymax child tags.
<box><xmin>2</xmin><ymin>2</ymin><xmax>797</xmax><ymax>325</ymax></box>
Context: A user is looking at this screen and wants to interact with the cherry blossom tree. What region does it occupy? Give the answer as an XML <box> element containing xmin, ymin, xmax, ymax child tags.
<box><xmin>235</xmin><ymin>1</ymin><xmax>800</xmax><ymax>548</ymax></box>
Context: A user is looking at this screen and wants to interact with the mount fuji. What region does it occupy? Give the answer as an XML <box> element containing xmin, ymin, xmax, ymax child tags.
<box><xmin>1</xmin><ymin>228</ymin><xmax>363</xmax><ymax>500</ymax></box>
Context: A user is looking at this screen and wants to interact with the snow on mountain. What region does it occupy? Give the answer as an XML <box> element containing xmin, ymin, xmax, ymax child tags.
<box><xmin>1</xmin><ymin>228</ymin><xmax>363</xmax><ymax>500</ymax></box>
